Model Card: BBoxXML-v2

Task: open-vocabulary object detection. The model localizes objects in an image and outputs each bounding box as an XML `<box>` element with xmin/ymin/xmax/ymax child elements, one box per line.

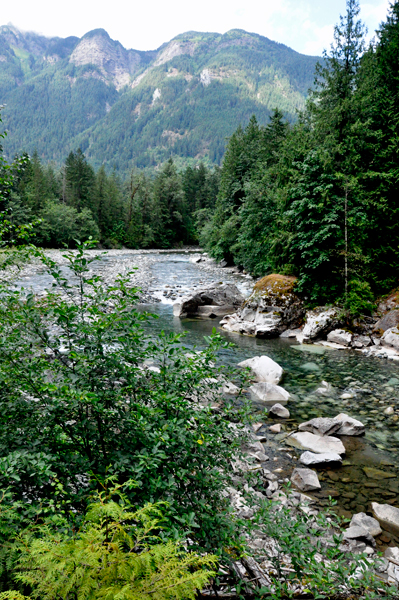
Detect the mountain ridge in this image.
<box><xmin>0</xmin><ymin>25</ymin><xmax>320</xmax><ymax>171</ymax></box>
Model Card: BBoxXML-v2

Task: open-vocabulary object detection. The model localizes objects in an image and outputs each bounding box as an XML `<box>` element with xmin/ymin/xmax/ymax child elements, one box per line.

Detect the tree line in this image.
<box><xmin>200</xmin><ymin>0</ymin><xmax>399</xmax><ymax>313</ymax></box>
<box><xmin>0</xmin><ymin>147</ymin><xmax>219</xmax><ymax>249</ymax></box>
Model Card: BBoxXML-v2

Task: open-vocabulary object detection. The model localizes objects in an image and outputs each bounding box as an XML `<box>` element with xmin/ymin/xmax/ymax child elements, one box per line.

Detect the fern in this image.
<box><xmin>6</xmin><ymin>482</ymin><xmax>217</xmax><ymax>600</ymax></box>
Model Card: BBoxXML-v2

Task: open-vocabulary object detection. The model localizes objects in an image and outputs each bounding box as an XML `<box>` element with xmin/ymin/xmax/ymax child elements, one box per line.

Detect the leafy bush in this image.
<box><xmin>0</xmin><ymin>242</ymin><xmax>249</xmax><ymax>553</ymax></box>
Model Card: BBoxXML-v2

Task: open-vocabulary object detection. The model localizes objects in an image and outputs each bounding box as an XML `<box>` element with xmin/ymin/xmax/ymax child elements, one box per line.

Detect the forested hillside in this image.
<box><xmin>200</xmin><ymin>0</ymin><xmax>399</xmax><ymax>313</ymax></box>
<box><xmin>0</xmin><ymin>25</ymin><xmax>318</xmax><ymax>170</ymax></box>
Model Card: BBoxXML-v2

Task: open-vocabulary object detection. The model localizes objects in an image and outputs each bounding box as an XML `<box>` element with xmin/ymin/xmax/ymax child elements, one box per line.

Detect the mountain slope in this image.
<box><xmin>0</xmin><ymin>25</ymin><xmax>319</xmax><ymax>170</ymax></box>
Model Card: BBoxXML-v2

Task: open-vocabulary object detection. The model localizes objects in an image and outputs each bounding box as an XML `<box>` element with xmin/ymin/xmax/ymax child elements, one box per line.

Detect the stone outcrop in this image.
<box><xmin>297</xmin><ymin>307</ymin><xmax>341</xmax><ymax>343</ymax></box>
<box><xmin>381</xmin><ymin>326</ymin><xmax>399</xmax><ymax>350</ymax></box>
<box><xmin>374</xmin><ymin>310</ymin><xmax>399</xmax><ymax>333</ymax></box>
<box><xmin>238</xmin><ymin>355</ymin><xmax>283</xmax><ymax>385</ymax></box>
<box><xmin>173</xmin><ymin>283</ymin><xmax>243</xmax><ymax>318</ymax></box>
<box><xmin>249</xmin><ymin>382</ymin><xmax>290</xmax><ymax>405</ymax></box>
<box><xmin>220</xmin><ymin>274</ymin><xmax>304</xmax><ymax>338</ymax></box>
<box><xmin>327</xmin><ymin>329</ymin><xmax>352</xmax><ymax>346</ymax></box>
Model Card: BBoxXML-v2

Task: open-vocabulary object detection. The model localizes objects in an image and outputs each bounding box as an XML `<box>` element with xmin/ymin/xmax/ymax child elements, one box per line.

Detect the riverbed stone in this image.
<box><xmin>286</xmin><ymin>431</ymin><xmax>346</xmax><ymax>455</ymax></box>
<box><xmin>298</xmin><ymin>417</ymin><xmax>341</xmax><ymax>436</ymax></box>
<box><xmin>327</xmin><ymin>329</ymin><xmax>353</xmax><ymax>346</ymax></box>
<box><xmin>343</xmin><ymin>526</ymin><xmax>376</xmax><ymax>547</ymax></box>
<box><xmin>315</xmin><ymin>380</ymin><xmax>334</xmax><ymax>395</ymax></box>
<box><xmin>371</xmin><ymin>502</ymin><xmax>399</xmax><ymax>536</ymax></box>
<box><xmin>269</xmin><ymin>424</ymin><xmax>281</xmax><ymax>433</ymax></box>
<box><xmin>385</xmin><ymin>547</ymin><xmax>399</xmax><ymax>564</ymax></box>
<box><xmin>269</xmin><ymin>403</ymin><xmax>290</xmax><ymax>418</ymax></box>
<box><xmin>300</xmin><ymin>451</ymin><xmax>342</xmax><ymax>467</ymax></box>
<box><xmin>249</xmin><ymin>382</ymin><xmax>290</xmax><ymax>405</ymax></box>
<box><xmin>350</xmin><ymin>513</ymin><xmax>382</xmax><ymax>537</ymax></box>
<box><xmin>173</xmin><ymin>283</ymin><xmax>244</xmax><ymax>318</ymax></box>
<box><xmin>238</xmin><ymin>355</ymin><xmax>283</xmax><ymax>385</ymax></box>
<box><xmin>291</xmin><ymin>467</ymin><xmax>321</xmax><ymax>491</ymax></box>
<box><xmin>333</xmin><ymin>413</ymin><xmax>365</xmax><ymax>436</ymax></box>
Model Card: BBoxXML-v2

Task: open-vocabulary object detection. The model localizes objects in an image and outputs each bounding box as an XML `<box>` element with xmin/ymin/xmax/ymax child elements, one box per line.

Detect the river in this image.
<box><xmin>10</xmin><ymin>249</ymin><xmax>399</xmax><ymax>537</ymax></box>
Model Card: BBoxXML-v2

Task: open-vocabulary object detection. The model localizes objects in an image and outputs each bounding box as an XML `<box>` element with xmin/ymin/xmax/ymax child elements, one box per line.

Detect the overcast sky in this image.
<box><xmin>2</xmin><ymin>0</ymin><xmax>391</xmax><ymax>56</ymax></box>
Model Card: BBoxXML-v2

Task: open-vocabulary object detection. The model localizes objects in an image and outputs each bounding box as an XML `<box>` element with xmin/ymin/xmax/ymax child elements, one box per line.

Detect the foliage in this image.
<box><xmin>0</xmin><ymin>241</ymin><xmax>249</xmax><ymax>553</ymax></box>
<box><xmin>3</xmin><ymin>480</ymin><xmax>217</xmax><ymax>600</ymax></box>
<box><xmin>201</xmin><ymin>0</ymin><xmax>399</xmax><ymax>311</ymax></box>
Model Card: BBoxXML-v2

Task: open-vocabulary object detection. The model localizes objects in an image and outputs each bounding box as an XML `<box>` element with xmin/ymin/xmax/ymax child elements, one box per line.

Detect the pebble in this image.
<box><xmin>384</xmin><ymin>406</ymin><xmax>395</xmax><ymax>415</ymax></box>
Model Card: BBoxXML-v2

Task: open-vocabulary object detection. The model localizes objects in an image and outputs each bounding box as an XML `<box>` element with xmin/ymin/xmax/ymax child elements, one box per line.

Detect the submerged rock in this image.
<box><xmin>238</xmin><ymin>355</ymin><xmax>283</xmax><ymax>385</ymax></box>
<box><xmin>173</xmin><ymin>283</ymin><xmax>243</xmax><ymax>318</ymax></box>
<box><xmin>249</xmin><ymin>382</ymin><xmax>290</xmax><ymax>405</ymax></box>
<box><xmin>220</xmin><ymin>274</ymin><xmax>304</xmax><ymax>338</ymax></box>
<box><xmin>269</xmin><ymin>403</ymin><xmax>290</xmax><ymax>418</ymax></box>
<box><xmin>291</xmin><ymin>467</ymin><xmax>321</xmax><ymax>491</ymax></box>
<box><xmin>286</xmin><ymin>431</ymin><xmax>346</xmax><ymax>455</ymax></box>
<box><xmin>350</xmin><ymin>513</ymin><xmax>382</xmax><ymax>537</ymax></box>
<box><xmin>371</xmin><ymin>503</ymin><xmax>399</xmax><ymax>537</ymax></box>
<box><xmin>299</xmin><ymin>451</ymin><xmax>342</xmax><ymax>467</ymax></box>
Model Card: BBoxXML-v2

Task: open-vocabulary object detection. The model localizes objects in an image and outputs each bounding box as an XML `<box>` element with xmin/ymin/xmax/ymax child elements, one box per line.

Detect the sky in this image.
<box><xmin>2</xmin><ymin>0</ymin><xmax>391</xmax><ymax>56</ymax></box>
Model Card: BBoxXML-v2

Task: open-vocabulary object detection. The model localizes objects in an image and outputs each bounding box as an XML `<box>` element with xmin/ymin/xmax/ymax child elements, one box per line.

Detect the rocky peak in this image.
<box><xmin>0</xmin><ymin>24</ymin><xmax>54</xmax><ymax>57</ymax></box>
<box><xmin>69</xmin><ymin>29</ymin><xmax>143</xmax><ymax>90</ymax></box>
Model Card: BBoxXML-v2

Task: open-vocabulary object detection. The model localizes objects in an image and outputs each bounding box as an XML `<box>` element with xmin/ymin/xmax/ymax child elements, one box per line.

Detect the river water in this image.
<box><xmin>11</xmin><ymin>249</ymin><xmax>399</xmax><ymax>529</ymax></box>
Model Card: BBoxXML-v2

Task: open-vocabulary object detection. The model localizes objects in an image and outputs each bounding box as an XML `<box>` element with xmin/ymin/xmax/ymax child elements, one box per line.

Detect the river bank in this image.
<box><xmin>6</xmin><ymin>248</ymin><xmax>399</xmax><ymax>570</ymax></box>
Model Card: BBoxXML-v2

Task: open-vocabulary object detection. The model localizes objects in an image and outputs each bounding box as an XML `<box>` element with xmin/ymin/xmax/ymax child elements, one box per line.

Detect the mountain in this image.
<box><xmin>0</xmin><ymin>25</ymin><xmax>319</xmax><ymax>171</ymax></box>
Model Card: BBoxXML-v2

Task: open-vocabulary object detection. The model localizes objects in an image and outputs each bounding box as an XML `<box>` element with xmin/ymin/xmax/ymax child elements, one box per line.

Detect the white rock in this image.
<box><xmin>286</xmin><ymin>431</ymin><xmax>346</xmax><ymax>455</ymax></box>
<box><xmin>299</xmin><ymin>451</ymin><xmax>342</xmax><ymax>467</ymax></box>
<box><xmin>223</xmin><ymin>381</ymin><xmax>240</xmax><ymax>395</ymax></box>
<box><xmin>269</xmin><ymin>424</ymin><xmax>281</xmax><ymax>433</ymax></box>
<box><xmin>350</xmin><ymin>513</ymin><xmax>382</xmax><ymax>537</ymax></box>
<box><xmin>343</xmin><ymin>526</ymin><xmax>376</xmax><ymax>547</ymax></box>
<box><xmin>302</xmin><ymin>307</ymin><xmax>339</xmax><ymax>341</ymax></box>
<box><xmin>381</xmin><ymin>327</ymin><xmax>399</xmax><ymax>350</ymax></box>
<box><xmin>333</xmin><ymin>413</ymin><xmax>365</xmax><ymax>436</ymax></box>
<box><xmin>371</xmin><ymin>502</ymin><xmax>399</xmax><ymax>537</ymax></box>
<box><xmin>385</xmin><ymin>547</ymin><xmax>399</xmax><ymax>565</ymax></box>
<box><xmin>269</xmin><ymin>403</ymin><xmax>290</xmax><ymax>418</ymax></box>
<box><xmin>384</xmin><ymin>406</ymin><xmax>395</xmax><ymax>415</ymax></box>
<box><xmin>249</xmin><ymin>382</ymin><xmax>290</xmax><ymax>405</ymax></box>
<box><xmin>238</xmin><ymin>355</ymin><xmax>283</xmax><ymax>385</ymax></box>
<box><xmin>291</xmin><ymin>468</ymin><xmax>321</xmax><ymax>491</ymax></box>
<box><xmin>327</xmin><ymin>329</ymin><xmax>353</xmax><ymax>346</ymax></box>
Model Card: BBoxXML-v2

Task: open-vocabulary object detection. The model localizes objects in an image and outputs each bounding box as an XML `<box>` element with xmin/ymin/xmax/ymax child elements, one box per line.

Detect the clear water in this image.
<box><xmin>13</xmin><ymin>250</ymin><xmax>399</xmax><ymax>519</ymax></box>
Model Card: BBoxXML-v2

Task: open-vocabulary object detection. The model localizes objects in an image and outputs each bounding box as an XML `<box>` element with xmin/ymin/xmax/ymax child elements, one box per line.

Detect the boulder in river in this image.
<box><xmin>350</xmin><ymin>513</ymin><xmax>382</xmax><ymax>537</ymax></box>
<box><xmin>269</xmin><ymin>403</ymin><xmax>290</xmax><ymax>418</ymax></box>
<box><xmin>381</xmin><ymin>326</ymin><xmax>399</xmax><ymax>350</ymax></box>
<box><xmin>299</xmin><ymin>451</ymin><xmax>342</xmax><ymax>467</ymax></box>
<box><xmin>327</xmin><ymin>329</ymin><xmax>353</xmax><ymax>346</ymax></box>
<box><xmin>297</xmin><ymin>307</ymin><xmax>341</xmax><ymax>343</ymax></box>
<box><xmin>371</xmin><ymin>502</ymin><xmax>399</xmax><ymax>537</ymax></box>
<box><xmin>249</xmin><ymin>382</ymin><xmax>290</xmax><ymax>405</ymax></box>
<box><xmin>220</xmin><ymin>274</ymin><xmax>304</xmax><ymax>338</ymax></box>
<box><xmin>298</xmin><ymin>413</ymin><xmax>365</xmax><ymax>437</ymax></box>
<box><xmin>286</xmin><ymin>431</ymin><xmax>346</xmax><ymax>455</ymax></box>
<box><xmin>238</xmin><ymin>355</ymin><xmax>283</xmax><ymax>385</ymax></box>
<box><xmin>173</xmin><ymin>283</ymin><xmax>244</xmax><ymax>318</ymax></box>
<box><xmin>291</xmin><ymin>467</ymin><xmax>321</xmax><ymax>492</ymax></box>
